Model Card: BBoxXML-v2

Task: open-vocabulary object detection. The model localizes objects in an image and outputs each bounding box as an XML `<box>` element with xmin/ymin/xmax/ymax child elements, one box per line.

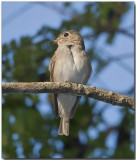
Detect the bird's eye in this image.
<box><xmin>64</xmin><ymin>33</ymin><xmax>69</xmax><ymax>37</ymax></box>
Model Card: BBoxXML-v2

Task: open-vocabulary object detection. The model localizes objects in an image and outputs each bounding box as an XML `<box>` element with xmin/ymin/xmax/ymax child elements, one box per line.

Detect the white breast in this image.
<box><xmin>54</xmin><ymin>46</ymin><xmax>91</xmax><ymax>84</ymax></box>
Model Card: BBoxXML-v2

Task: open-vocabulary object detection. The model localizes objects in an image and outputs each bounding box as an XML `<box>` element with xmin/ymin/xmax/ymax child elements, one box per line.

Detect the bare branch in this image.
<box><xmin>117</xmin><ymin>29</ymin><xmax>134</xmax><ymax>38</ymax></box>
<box><xmin>2</xmin><ymin>82</ymin><xmax>134</xmax><ymax>111</ymax></box>
<box><xmin>36</xmin><ymin>2</ymin><xmax>74</xmax><ymax>19</ymax></box>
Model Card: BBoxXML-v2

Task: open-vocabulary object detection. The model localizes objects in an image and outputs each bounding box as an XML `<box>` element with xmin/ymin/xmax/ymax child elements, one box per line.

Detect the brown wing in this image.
<box><xmin>70</xmin><ymin>96</ymin><xmax>81</xmax><ymax>119</ymax></box>
<box><xmin>49</xmin><ymin>54</ymin><xmax>59</xmax><ymax>118</ymax></box>
<box><xmin>50</xmin><ymin>93</ymin><xmax>58</xmax><ymax>118</ymax></box>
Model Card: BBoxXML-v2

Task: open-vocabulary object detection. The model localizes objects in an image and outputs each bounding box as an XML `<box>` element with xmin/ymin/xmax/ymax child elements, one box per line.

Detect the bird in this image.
<box><xmin>49</xmin><ymin>30</ymin><xmax>92</xmax><ymax>136</ymax></box>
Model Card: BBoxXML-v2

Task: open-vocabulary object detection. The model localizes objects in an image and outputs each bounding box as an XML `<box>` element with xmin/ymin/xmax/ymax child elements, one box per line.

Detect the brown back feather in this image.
<box><xmin>49</xmin><ymin>54</ymin><xmax>59</xmax><ymax>118</ymax></box>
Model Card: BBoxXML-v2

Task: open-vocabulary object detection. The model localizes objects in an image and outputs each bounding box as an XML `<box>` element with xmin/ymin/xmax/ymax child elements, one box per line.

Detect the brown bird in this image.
<box><xmin>49</xmin><ymin>30</ymin><xmax>92</xmax><ymax>136</ymax></box>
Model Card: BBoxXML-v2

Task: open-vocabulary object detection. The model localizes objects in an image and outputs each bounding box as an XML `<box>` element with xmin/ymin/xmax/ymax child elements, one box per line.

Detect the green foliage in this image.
<box><xmin>2</xmin><ymin>2</ymin><xmax>134</xmax><ymax>158</ymax></box>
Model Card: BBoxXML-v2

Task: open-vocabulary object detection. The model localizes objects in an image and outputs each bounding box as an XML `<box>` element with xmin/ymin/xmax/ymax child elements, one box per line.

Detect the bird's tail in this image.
<box><xmin>58</xmin><ymin>117</ymin><xmax>70</xmax><ymax>136</ymax></box>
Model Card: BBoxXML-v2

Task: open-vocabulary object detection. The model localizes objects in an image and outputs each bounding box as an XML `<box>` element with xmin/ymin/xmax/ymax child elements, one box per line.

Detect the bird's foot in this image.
<box><xmin>65</xmin><ymin>80</ymin><xmax>84</xmax><ymax>86</ymax></box>
<box><xmin>65</xmin><ymin>80</ymin><xmax>77</xmax><ymax>84</ymax></box>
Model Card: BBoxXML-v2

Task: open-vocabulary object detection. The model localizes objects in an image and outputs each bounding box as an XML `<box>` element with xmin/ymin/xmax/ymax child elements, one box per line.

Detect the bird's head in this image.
<box><xmin>50</xmin><ymin>30</ymin><xmax>85</xmax><ymax>49</ymax></box>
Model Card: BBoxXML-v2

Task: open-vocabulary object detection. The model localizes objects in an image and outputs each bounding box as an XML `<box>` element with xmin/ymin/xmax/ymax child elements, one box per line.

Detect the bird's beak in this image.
<box><xmin>49</xmin><ymin>39</ymin><xmax>58</xmax><ymax>44</ymax></box>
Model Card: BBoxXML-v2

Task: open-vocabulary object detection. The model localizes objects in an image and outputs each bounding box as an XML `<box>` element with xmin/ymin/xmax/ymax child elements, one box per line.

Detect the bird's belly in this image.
<box><xmin>58</xmin><ymin>94</ymin><xmax>77</xmax><ymax>118</ymax></box>
<box><xmin>56</xmin><ymin>61</ymin><xmax>84</xmax><ymax>83</ymax></box>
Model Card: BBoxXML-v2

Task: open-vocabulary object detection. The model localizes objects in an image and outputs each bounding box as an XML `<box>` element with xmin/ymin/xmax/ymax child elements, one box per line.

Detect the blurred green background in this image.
<box><xmin>2</xmin><ymin>2</ymin><xmax>134</xmax><ymax>158</ymax></box>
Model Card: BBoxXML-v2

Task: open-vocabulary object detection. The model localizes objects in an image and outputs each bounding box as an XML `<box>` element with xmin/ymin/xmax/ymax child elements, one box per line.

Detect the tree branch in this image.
<box><xmin>2</xmin><ymin>82</ymin><xmax>134</xmax><ymax>111</ymax></box>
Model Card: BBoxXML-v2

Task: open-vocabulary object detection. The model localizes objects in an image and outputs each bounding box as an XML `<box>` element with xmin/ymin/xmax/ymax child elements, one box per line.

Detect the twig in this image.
<box><xmin>117</xmin><ymin>29</ymin><xmax>134</xmax><ymax>38</ymax></box>
<box><xmin>2</xmin><ymin>82</ymin><xmax>134</xmax><ymax>111</ymax></box>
